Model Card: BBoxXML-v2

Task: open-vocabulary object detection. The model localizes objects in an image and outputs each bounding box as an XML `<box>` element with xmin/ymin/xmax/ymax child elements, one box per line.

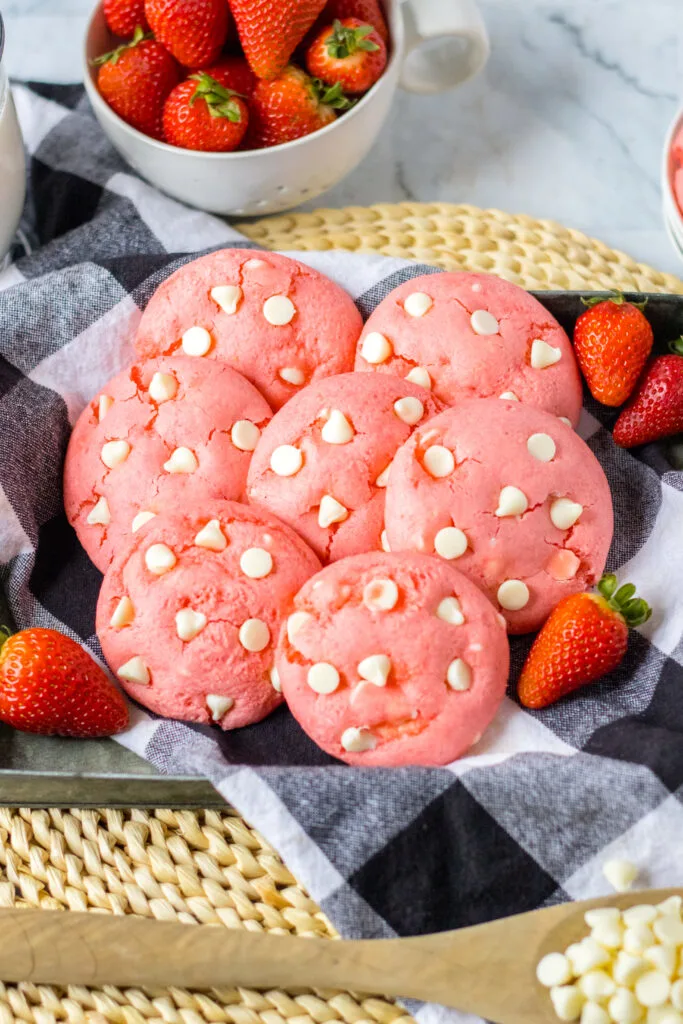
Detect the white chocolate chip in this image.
<box><xmin>132</xmin><ymin>510</ymin><xmax>156</xmax><ymax>533</ymax></box>
<box><xmin>579</xmin><ymin>1003</ymin><xmax>610</xmax><ymax>1024</ymax></box>
<box><xmin>87</xmin><ymin>496</ymin><xmax>111</xmax><ymax>526</ymax></box>
<box><xmin>321</xmin><ymin>409</ymin><xmax>354</xmax><ymax>445</ymax></box>
<box><xmin>117</xmin><ymin>656</ymin><xmax>150</xmax><ymax>686</ymax></box>
<box><xmin>341</xmin><ymin>727</ymin><xmax>376</xmax><ymax>753</ymax></box>
<box><xmin>244</xmin><ymin>258</ymin><xmax>266</xmax><ymax>270</ymax></box>
<box><xmin>434</xmin><ymin>526</ymin><xmax>467</xmax><ymax>560</ymax></box>
<box><xmin>363</xmin><ymin>578</ymin><xmax>399</xmax><ymax>612</ymax></box>
<box><xmin>380</xmin><ymin>529</ymin><xmax>391</xmax><ymax>552</ymax></box>
<box><xmin>497</xmin><ymin>579</ymin><xmax>529</xmax><ymax>611</ymax></box>
<box><xmin>590</xmin><ymin>921</ymin><xmax>624</xmax><ymax>950</ymax></box>
<box><xmin>499</xmin><ymin>391</ymin><xmax>519</xmax><ymax>401</ymax></box>
<box><xmin>287</xmin><ymin>611</ymin><xmax>312</xmax><ymax>643</ymax></box>
<box><xmin>148</xmin><ymin>371</ymin><xmax>178</xmax><ymax>403</ymax></box>
<box><xmin>634</xmin><ymin>971</ymin><xmax>671</xmax><ymax>1008</ymax></box>
<box><xmin>361</xmin><ymin>332</ymin><xmax>392</xmax><ymax>364</ymax></box>
<box><xmin>175</xmin><ymin>608</ymin><xmax>207</xmax><ymax>641</ymax></box>
<box><xmin>551</xmin><ymin>497</ymin><xmax>584</xmax><ymax>530</ymax></box>
<box><xmin>607</xmin><ymin>988</ymin><xmax>642</xmax><ymax>1024</ymax></box>
<box><xmin>101</xmin><ymin>439</ymin><xmax>130</xmax><ymax>469</ymax></box>
<box><xmin>569</xmin><ymin>940</ymin><xmax>611</xmax><ymax>974</ymax></box>
<box><xmin>318</xmin><ymin>494</ymin><xmax>348</xmax><ymax>529</ymax></box>
<box><xmin>357</xmin><ymin>654</ymin><xmax>391</xmax><ymax>687</ymax></box>
<box><xmin>654</xmin><ymin>916</ymin><xmax>683</xmax><ymax>946</ymax></box>
<box><xmin>269</xmin><ymin>666</ymin><xmax>282</xmax><ymax>693</ymax></box>
<box><xmin>238</xmin><ymin>618</ymin><xmax>270</xmax><ymax>652</ymax></box>
<box><xmin>550</xmin><ymin>985</ymin><xmax>585</xmax><ymax>1022</ymax></box>
<box><xmin>446</xmin><ymin>658</ymin><xmax>471</xmax><ymax>691</ymax></box>
<box><xmin>393</xmin><ymin>396</ymin><xmax>424</xmax><ymax>425</ymax></box>
<box><xmin>279</xmin><ymin>366</ymin><xmax>305</xmax><ymax>386</ymax></box>
<box><xmin>584</xmin><ymin>907</ymin><xmax>622</xmax><ymax>928</ymax></box>
<box><xmin>270</xmin><ymin>444</ymin><xmax>303</xmax><ymax>477</ymax></box>
<box><xmin>181</xmin><ymin>325</ymin><xmax>212</xmax><ymax>356</ymax></box>
<box><xmin>559</xmin><ymin>416</ymin><xmax>573</xmax><ymax>427</ymax></box>
<box><xmin>210</xmin><ymin>284</ymin><xmax>242</xmax><ymax>314</ymax></box>
<box><xmin>163</xmin><ymin>446</ymin><xmax>198</xmax><ymax>474</ymax></box>
<box><xmin>644</xmin><ymin>945</ymin><xmax>677</xmax><ymax>976</ymax></box>
<box><xmin>424</xmin><ymin>445</ymin><xmax>455</xmax><ymax>478</ymax></box>
<box><xmin>672</xmin><ymin>980</ymin><xmax>683</xmax><ymax>1011</ymax></box>
<box><xmin>623</xmin><ymin>924</ymin><xmax>655</xmax><ymax>955</ymax></box>
<box><xmin>658</xmin><ymin>896</ymin><xmax>682</xmax><ymax>916</ymax></box>
<box><xmin>206</xmin><ymin>694</ymin><xmax>234</xmax><ymax>721</ymax></box>
<box><xmin>405</xmin><ymin>366</ymin><xmax>431</xmax><ymax>389</ymax></box>
<box><xmin>263</xmin><ymin>295</ymin><xmax>295</xmax><ymax>326</ymax></box>
<box><xmin>307</xmin><ymin>662</ymin><xmax>340</xmax><ymax>694</ymax></box>
<box><xmin>495</xmin><ymin>485</ymin><xmax>528</xmax><ymax>517</ymax></box>
<box><xmin>603</xmin><ymin>858</ymin><xmax>638</xmax><ymax>893</ymax></box>
<box><xmin>403</xmin><ymin>291</ymin><xmax>433</xmax><ymax>317</ymax></box>
<box><xmin>578</xmin><ymin>972</ymin><xmax>615</xmax><ymax>1002</ymax></box>
<box><xmin>527</xmin><ymin>432</ymin><xmax>557</xmax><ymax>462</ymax></box>
<box><xmin>375</xmin><ymin>462</ymin><xmax>392</xmax><ymax>487</ymax></box>
<box><xmin>613</xmin><ymin>951</ymin><xmax>648</xmax><ymax>986</ymax></box>
<box><xmin>231</xmin><ymin>419</ymin><xmax>260</xmax><ymax>451</ymax></box>
<box><xmin>145</xmin><ymin>543</ymin><xmax>177</xmax><ymax>575</ymax></box>
<box><xmin>436</xmin><ymin>597</ymin><xmax>465</xmax><ymax>625</ymax></box>
<box><xmin>98</xmin><ymin>394</ymin><xmax>114</xmax><ymax>421</ymax></box>
<box><xmin>531</xmin><ymin>338</ymin><xmax>562</xmax><ymax>369</ymax></box>
<box><xmin>623</xmin><ymin>905</ymin><xmax>657</xmax><ymax>927</ymax></box>
<box><xmin>470</xmin><ymin>309</ymin><xmax>499</xmax><ymax>335</ymax></box>
<box><xmin>194</xmin><ymin>518</ymin><xmax>227</xmax><ymax>551</ymax></box>
<box><xmin>240</xmin><ymin>547</ymin><xmax>273</xmax><ymax>579</ymax></box>
<box><xmin>537</xmin><ymin>953</ymin><xmax>573</xmax><ymax>988</ymax></box>
<box><xmin>110</xmin><ymin>596</ymin><xmax>134</xmax><ymax>629</ymax></box>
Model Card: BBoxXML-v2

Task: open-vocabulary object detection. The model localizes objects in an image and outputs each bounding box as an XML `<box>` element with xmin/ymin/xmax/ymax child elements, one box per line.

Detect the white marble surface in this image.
<box><xmin>2</xmin><ymin>0</ymin><xmax>682</xmax><ymax>275</ymax></box>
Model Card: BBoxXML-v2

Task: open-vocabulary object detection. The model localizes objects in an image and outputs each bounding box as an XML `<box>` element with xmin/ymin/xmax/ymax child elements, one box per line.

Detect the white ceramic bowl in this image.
<box><xmin>82</xmin><ymin>0</ymin><xmax>489</xmax><ymax>217</ymax></box>
<box><xmin>662</xmin><ymin>106</ymin><xmax>683</xmax><ymax>263</ymax></box>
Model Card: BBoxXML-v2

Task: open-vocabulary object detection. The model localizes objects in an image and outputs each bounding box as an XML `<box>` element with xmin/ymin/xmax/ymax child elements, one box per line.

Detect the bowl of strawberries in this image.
<box><xmin>83</xmin><ymin>0</ymin><xmax>489</xmax><ymax>216</ymax></box>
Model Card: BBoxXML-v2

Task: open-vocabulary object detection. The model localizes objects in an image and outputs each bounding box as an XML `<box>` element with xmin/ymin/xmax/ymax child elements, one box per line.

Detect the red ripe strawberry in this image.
<box><xmin>518</xmin><ymin>575</ymin><xmax>651</xmax><ymax>710</ymax></box>
<box><xmin>323</xmin><ymin>0</ymin><xmax>388</xmax><ymax>44</ymax></box>
<box><xmin>573</xmin><ymin>292</ymin><xmax>654</xmax><ymax>407</ymax></box>
<box><xmin>0</xmin><ymin>627</ymin><xmax>129</xmax><ymax>737</ymax></box>
<box><xmin>199</xmin><ymin>56</ymin><xmax>256</xmax><ymax>97</ymax></box>
<box><xmin>307</xmin><ymin>18</ymin><xmax>386</xmax><ymax>94</ymax></box>
<box><xmin>230</xmin><ymin>0</ymin><xmax>328</xmax><ymax>80</ymax></box>
<box><xmin>163</xmin><ymin>72</ymin><xmax>249</xmax><ymax>151</ymax></box>
<box><xmin>145</xmin><ymin>0</ymin><xmax>231</xmax><ymax>68</ymax></box>
<box><xmin>613</xmin><ymin>341</ymin><xmax>683</xmax><ymax>447</ymax></box>
<box><xmin>245</xmin><ymin>65</ymin><xmax>349</xmax><ymax>149</ymax></box>
<box><xmin>103</xmin><ymin>0</ymin><xmax>149</xmax><ymax>37</ymax></box>
<box><xmin>94</xmin><ymin>26</ymin><xmax>180</xmax><ymax>140</ymax></box>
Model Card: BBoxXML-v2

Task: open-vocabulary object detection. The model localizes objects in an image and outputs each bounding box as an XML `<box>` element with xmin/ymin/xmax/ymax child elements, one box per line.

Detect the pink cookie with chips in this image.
<box><xmin>97</xmin><ymin>501</ymin><xmax>321</xmax><ymax>730</ymax></box>
<box><xmin>276</xmin><ymin>551</ymin><xmax>510</xmax><ymax>766</ymax></box>
<box><xmin>246</xmin><ymin>372</ymin><xmax>443</xmax><ymax>563</ymax></box>
<box><xmin>135</xmin><ymin>249</ymin><xmax>363</xmax><ymax>410</ymax></box>
<box><xmin>384</xmin><ymin>398</ymin><xmax>613</xmax><ymax>633</ymax></box>
<box><xmin>64</xmin><ymin>357</ymin><xmax>272</xmax><ymax>572</ymax></box>
<box><xmin>355</xmin><ymin>271</ymin><xmax>583</xmax><ymax>425</ymax></box>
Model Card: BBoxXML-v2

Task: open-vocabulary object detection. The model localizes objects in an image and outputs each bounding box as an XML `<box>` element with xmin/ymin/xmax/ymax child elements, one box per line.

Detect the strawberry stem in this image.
<box><xmin>0</xmin><ymin>626</ymin><xmax>11</xmax><ymax>655</ymax></box>
<box><xmin>597</xmin><ymin>573</ymin><xmax>651</xmax><ymax>627</ymax></box>
<box><xmin>580</xmin><ymin>290</ymin><xmax>648</xmax><ymax>312</ymax></box>
<box><xmin>188</xmin><ymin>74</ymin><xmax>244</xmax><ymax>122</ymax></box>
<box><xmin>325</xmin><ymin>19</ymin><xmax>380</xmax><ymax>59</ymax></box>
<box><xmin>312</xmin><ymin>78</ymin><xmax>354</xmax><ymax>110</ymax></box>
<box><xmin>92</xmin><ymin>24</ymin><xmax>150</xmax><ymax>66</ymax></box>
<box><xmin>669</xmin><ymin>336</ymin><xmax>683</xmax><ymax>356</ymax></box>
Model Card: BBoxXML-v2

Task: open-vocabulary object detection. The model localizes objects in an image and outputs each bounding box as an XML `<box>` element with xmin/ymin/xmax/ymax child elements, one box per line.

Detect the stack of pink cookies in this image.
<box><xmin>64</xmin><ymin>249</ymin><xmax>613</xmax><ymax>767</ymax></box>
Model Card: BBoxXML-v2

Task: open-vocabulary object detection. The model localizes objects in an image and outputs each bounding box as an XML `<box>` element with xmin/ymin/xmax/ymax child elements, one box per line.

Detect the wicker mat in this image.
<box><xmin>2</xmin><ymin>202</ymin><xmax>682</xmax><ymax>1024</ymax></box>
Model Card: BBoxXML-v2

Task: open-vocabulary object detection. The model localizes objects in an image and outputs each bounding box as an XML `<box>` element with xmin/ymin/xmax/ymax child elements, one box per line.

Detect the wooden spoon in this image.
<box><xmin>0</xmin><ymin>889</ymin><xmax>679</xmax><ymax>1023</ymax></box>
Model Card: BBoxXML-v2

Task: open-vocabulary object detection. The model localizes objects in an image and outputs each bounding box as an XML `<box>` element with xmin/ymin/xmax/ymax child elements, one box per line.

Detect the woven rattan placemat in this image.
<box><xmin>2</xmin><ymin>202</ymin><xmax>682</xmax><ymax>1024</ymax></box>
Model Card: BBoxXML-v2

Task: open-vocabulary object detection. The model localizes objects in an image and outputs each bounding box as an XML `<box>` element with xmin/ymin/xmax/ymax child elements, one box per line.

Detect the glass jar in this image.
<box><xmin>0</xmin><ymin>12</ymin><xmax>26</xmax><ymax>267</ymax></box>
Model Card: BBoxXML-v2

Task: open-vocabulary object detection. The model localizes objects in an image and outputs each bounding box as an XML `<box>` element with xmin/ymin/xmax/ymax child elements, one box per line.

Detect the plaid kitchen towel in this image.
<box><xmin>3</xmin><ymin>81</ymin><xmax>683</xmax><ymax>1024</ymax></box>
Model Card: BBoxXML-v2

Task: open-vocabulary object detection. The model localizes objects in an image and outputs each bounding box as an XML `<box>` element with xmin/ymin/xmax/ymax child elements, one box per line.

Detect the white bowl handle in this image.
<box><xmin>399</xmin><ymin>0</ymin><xmax>490</xmax><ymax>95</ymax></box>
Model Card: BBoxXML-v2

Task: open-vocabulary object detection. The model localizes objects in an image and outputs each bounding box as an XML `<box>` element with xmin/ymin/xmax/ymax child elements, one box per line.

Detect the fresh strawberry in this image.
<box><xmin>322</xmin><ymin>0</ymin><xmax>388</xmax><ymax>44</ymax></box>
<box><xmin>198</xmin><ymin>56</ymin><xmax>256</xmax><ymax>97</ymax></box>
<box><xmin>245</xmin><ymin>65</ymin><xmax>348</xmax><ymax>149</ymax></box>
<box><xmin>230</xmin><ymin>0</ymin><xmax>327</xmax><ymax>80</ymax></box>
<box><xmin>94</xmin><ymin>26</ymin><xmax>180</xmax><ymax>139</ymax></box>
<box><xmin>0</xmin><ymin>627</ymin><xmax>129</xmax><ymax>737</ymax></box>
<box><xmin>144</xmin><ymin>0</ymin><xmax>231</xmax><ymax>68</ymax></box>
<box><xmin>163</xmin><ymin>72</ymin><xmax>249</xmax><ymax>151</ymax></box>
<box><xmin>306</xmin><ymin>17</ymin><xmax>386</xmax><ymax>94</ymax></box>
<box><xmin>103</xmin><ymin>0</ymin><xmax>149</xmax><ymax>37</ymax></box>
<box><xmin>573</xmin><ymin>292</ymin><xmax>654</xmax><ymax>407</ymax></box>
<box><xmin>518</xmin><ymin>575</ymin><xmax>651</xmax><ymax>710</ymax></box>
<box><xmin>613</xmin><ymin>340</ymin><xmax>683</xmax><ymax>447</ymax></box>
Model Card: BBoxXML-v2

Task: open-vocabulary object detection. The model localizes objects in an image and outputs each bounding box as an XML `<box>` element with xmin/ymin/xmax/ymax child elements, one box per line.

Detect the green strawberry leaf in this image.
<box><xmin>580</xmin><ymin>290</ymin><xmax>648</xmax><ymax>312</ymax></box>
<box><xmin>326</xmin><ymin>19</ymin><xmax>379</xmax><ymax>59</ymax></box>
<box><xmin>92</xmin><ymin>24</ymin><xmax>150</xmax><ymax>66</ymax></box>
<box><xmin>669</xmin><ymin>336</ymin><xmax>683</xmax><ymax>356</ymax></box>
<box><xmin>189</xmin><ymin>74</ymin><xmax>245</xmax><ymax>122</ymax></box>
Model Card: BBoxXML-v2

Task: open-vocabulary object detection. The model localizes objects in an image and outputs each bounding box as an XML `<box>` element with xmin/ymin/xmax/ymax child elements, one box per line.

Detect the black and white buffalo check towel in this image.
<box><xmin>3</xmin><ymin>81</ymin><xmax>683</xmax><ymax>1024</ymax></box>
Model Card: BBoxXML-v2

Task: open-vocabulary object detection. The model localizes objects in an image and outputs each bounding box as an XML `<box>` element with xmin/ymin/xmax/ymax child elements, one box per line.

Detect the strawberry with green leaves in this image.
<box><xmin>322</xmin><ymin>0</ymin><xmax>388</xmax><ymax>43</ymax></box>
<box><xmin>306</xmin><ymin>17</ymin><xmax>386</xmax><ymax>94</ymax></box>
<box><xmin>573</xmin><ymin>292</ymin><xmax>654</xmax><ymax>407</ymax></box>
<box><xmin>613</xmin><ymin>338</ymin><xmax>683</xmax><ymax>447</ymax></box>
<box><xmin>163</xmin><ymin>71</ymin><xmax>249</xmax><ymax>151</ymax></box>
<box><xmin>246</xmin><ymin>65</ymin><xmax>350</xmax><ymax>149</ymax></box>
<box><xmin>518</xmin><ymin>575</ymin><xmax>651</xmax><ymax>710</ymax></box>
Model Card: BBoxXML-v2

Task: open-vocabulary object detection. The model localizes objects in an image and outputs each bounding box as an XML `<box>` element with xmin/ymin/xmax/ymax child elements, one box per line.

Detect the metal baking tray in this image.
<box><xmin>1</xmin><ymin>290</ymin><xmax>682</xmax><ymax>809</ymax></box>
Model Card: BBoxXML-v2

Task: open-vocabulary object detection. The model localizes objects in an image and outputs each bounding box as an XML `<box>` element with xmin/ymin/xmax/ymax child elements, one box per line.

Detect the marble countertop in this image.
<box><xmin>3</xmin><ymin>0</ymin><xmax>682</xmax><ymax>276</ymax></box>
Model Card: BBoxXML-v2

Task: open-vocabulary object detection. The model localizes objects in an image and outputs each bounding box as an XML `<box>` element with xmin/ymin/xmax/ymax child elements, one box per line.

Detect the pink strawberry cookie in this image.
<box><xmin>135</xmin><ymin>249</ymin><xmax>363</xmax><ymax>410</ymax></box>
<box><xmin>385</xmin><ymin>398</ymin><xmax>613</xmax><ymax>634</ymax></box>
<box><xmin>246</xmin><ymin>372</ymin><xmax>443</xmax><ymax>563</ymax></box>
<box><xmin>276</xmin><ymin>552</ymin><xmax>510</xmax><ymax>766</ymax></box>
<box><xmin>64</xmin><ymin>357</ymin><xmax>272</xmax><ymax>572</ymax></box>
<box><xmin>97</xmin><ymin>501</ymin><xmax>320</xmax><ymax>730</ymax></box>
<box><xmin>355</xmin><ymin>271</ymin><xmax>582</xmax><ymax>425</ymax></box>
